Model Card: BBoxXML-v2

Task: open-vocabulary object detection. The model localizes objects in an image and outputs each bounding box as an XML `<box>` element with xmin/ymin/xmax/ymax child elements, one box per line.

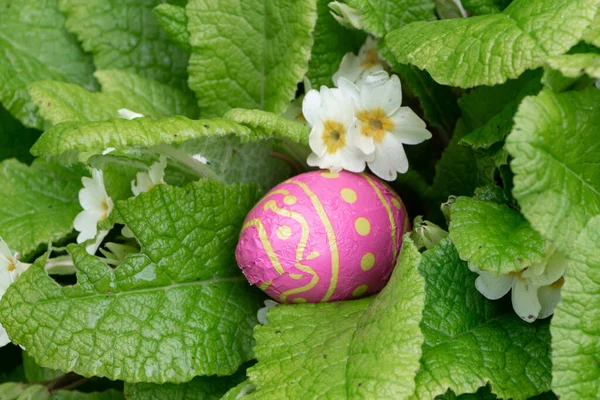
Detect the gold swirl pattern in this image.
<box><xmin>262</xmin><ymin>199</ymin><xmax>320</xmax><ymax>303</ymax></box>
<box><xmin>288</xmin><ymin>179</ymin><xmax>340</xmax><ymax>302</ymax></box>
<box><xmin>242</xmin><ymin>218</ymin><xmax>285</xmax><ymax>275</ymax></box>
<box><xmin>362</xmin><ymin>174</ymin><xmax>398</xmax><ymax>260</ymax></box>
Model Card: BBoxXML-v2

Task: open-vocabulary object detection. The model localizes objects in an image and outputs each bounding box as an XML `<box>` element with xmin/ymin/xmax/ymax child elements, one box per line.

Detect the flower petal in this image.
<box><xmin>511</xmin><ymin>278</ymin><xmax>541</xmax><ymax>323</ymax></box>
<box><xmin>367</xmin><ymin>134</ymin><xmax>408</xmax><ymax>181</ymax></box>
<box><xmin>73</xmin><ymin>210</ymin><xmax>101</xmax><ymax>243</ymax></box>
<box><xmin>390</xmin><ymin>108</ymin><xmax>432</xmax><ymax>145</ymax></box>
<box><xmin>348</xmin><ymin>122</ymin><xmax>375</xmax><ymax>155</ymax></box>
<box><xmin>302</xmin><ymin>89</ymin><xmax>322</xmax><ymax>126</ymax></box>
<box><xmin>337</xmin><ymin>77</ymin><xmax>360</xmax><ymax>108</ymax></box>
<box><xmin>340</xmin><ymin>146</ymin><xmax>367</xmax><ymax>173</ymax></box>
<box><xmin>333</xmin><ymin>53</ymin><xmax>362</xmax><ymax>86</ymax></box>
<box><xmin>360</xmin><ymin>73</ymin><xmax>402</xmax><ymax>114</ymax></box>
<box><xmin>308</xmin><ymin>122</ymin><xmax>327</xmax><ymax>157</ymax></box>
<box><xmin>474</xmin><ymin>271</ymin><xmax>513</xmax><ymax>300</ymax></box>
<box><xmin>529</xmin><ymin>251</ymin><xmax>568</xmax><ymax>286</ymax></box>
<box><xmin>307</xmin><ymin>152</ymin><xmax>343</xmax><ymax>172</ymax></box>
<box><xmin>537</xmin><ymin>284</ymin><xmax>562</xmax><ymax>319</ymax></box>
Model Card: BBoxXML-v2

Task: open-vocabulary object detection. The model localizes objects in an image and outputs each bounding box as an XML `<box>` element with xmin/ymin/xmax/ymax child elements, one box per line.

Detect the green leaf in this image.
<box><xmin>0</xmin><ymin>105</ymin><xmax>40</xmax><ymax>163</ymax></box>
<box><xmin>48</xmin><ymin>390</ymin><xmax>125</xmax><ymax>400</ymax></box>
<box><xmin>153</xmin><ymin>4</ymin><xmax>191</xmax><ymax>52</ymax></box>
<box><xmin>0</xmin><ymin>180</ymin><xmax>264</xmax><ymax>383</ymax></box>
<box><xmin>413</xmin><ymin>239</ymin><xmax>552</xmax><ymax>399</ymax></box>
<box><xmin>29</xmin><ymin>69</ymin><xmax>199</xmax><ymax>126</ymax></box>
<box><xmin>124</xmin><ymin>366</ymin><xmax>247</xmax><ymax>399</ymax></box>
<box><xmin>461</xmin><ymin>0</ymin><xmax>511</xmax><ymax>15</ymax></box>
<box><xmin>506</xmin><ymin>88</ymin><xmax>600</xmax><ymax>254</ymax></box>
<box><xmin>0</xmin><ymin>383</ymin><xmax>123</xmax><ymax>400</ymax></box>
<box><xmin>435</xmin><ymin>0</ymin><xmax>468</xmax><ymax>19</ymax></box>
<box><xmin>220</xmin><ymin>381</ymin><xmax>256</xmax><ymax>400</ymax></box>
<box><xmin>31</xmin><ymin>116</ymin><xmax>292</xmax><ymax>191</ymax></box>
<box><xmin>393</xmin><ymin>64</ymin><xmax>460</xmax><ymax>135</ymax></box>
<box><xmin>307</xmin><ymin>0</ymin><xmax>365</xmax><ymax>88</ymax></box>
<box><xmin>583</xmin><ymin>9</ymin><xmax>600</xmax><ymax>48</ymax></box>
<box><xmin>551</xmin><ymin>216</ymin><xmax>600</xmax><ymax>400</ymax></box>
<box><xmin>59</xmin><ymin>0</ymin><xmax>189</xmax><ymax>89</ymax></box>
<box><xmin>386</xmin><ymin>0</ymin><xmax>599</xmax><ymax>88</ymax></box>
<box><xmin>449</xmin><ymin>197</ymin><xmax>546</xmax><ymax>273</ymax></box>
<box><xmin>186</xmin><ymin>0</ymin><xmax>317</xmax><ymax>117</ymax></box>
<box><xmin>0</xmin><ymin>159</ymin><xmax>83</xmax><ymax>258</ymax></box>
<box><xmin>346</xmin><ymin>0</ymin><xmax>436</xmax><ymax>37</ymax></box>
<box><xmin>243</xmin><ymin>237</ymin><xmax>426</xmax><ymax>398</ymax></box>
<box><xmin>22</xmin><ymin>352</ymin><xmax>62</xmax><ymax>384</ymax></box>
<box><xmin>224</xmin><ymin>109</ymin><xmax>309</xmax><ymax>146</ymax></box>
<box><xmin>546</xmin><ymin>54</ymin><xmax>600</xmax><ymax>80</ymax></box>
<box><xmin>0</xmin><ymin>0</ymin><xmax>95</xmax><ymax>129</ymax></box>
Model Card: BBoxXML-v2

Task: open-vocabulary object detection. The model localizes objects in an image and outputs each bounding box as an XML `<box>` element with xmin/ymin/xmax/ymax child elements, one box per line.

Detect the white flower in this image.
<box><xmin>73</xmin><ymin>169</ymin><xmax>114</xmax><ymax>244</ymax></box>
<box><xmin>257</xmin><ymin>300</ymin><xmax>279</xmax><ymax>325</ymax></box>
<box><xmin>333</xmin><ymin>37</ymin><xmax>385</xmax><ymax>86</ymax></box>
<box><xmin>469</xmin><ymin>250</ymin><xmax>567</xmax><ymax>323</ymax></box>
<box><xmin>131</xmin><ymin>155</ymin><xmax>167</xmax><ymax>196</ymax></box>
<box><xmin>282</xmin><ymin>77</ymin><xmax>313</xmax><ymax>125</ymax></box>
<box><xmin>328</xmin><ymin>1</ymin><xmax>363</xmax><ymax>30</ymax></box>
<box><xmin>303</xmin><ymin>85</ymin><xmax>369</xmax><ymax>172</ymax></box>
<box><xmin>117</xmin><ymin>108</ymin><xmax>144</xmax><ymax>120</ymax></box>
<box><xmin>342</xmin><ymin>71</ymin><xmax>431</xmax><ymax>181</ymax></box>
<box><xmin>0</xmin><ymin>238</ymin><xmax>28</xmax><ymax>347</ymax></box>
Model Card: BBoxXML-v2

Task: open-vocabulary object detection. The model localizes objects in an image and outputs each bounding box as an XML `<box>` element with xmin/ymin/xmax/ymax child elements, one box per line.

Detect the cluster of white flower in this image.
<box><xmin>302</xmin><ymin>38</ymin><xmax>432</xmax><ymax>181</ymax></box>
<box><xmin>469</xmin><ymin>249</ymin><xmax>567</xmax><ymax>322</ymax></box>
<box><xmin>0</xmin><ymin>237</ymin><xmax>28</xmax><ymax>347</ymax></box>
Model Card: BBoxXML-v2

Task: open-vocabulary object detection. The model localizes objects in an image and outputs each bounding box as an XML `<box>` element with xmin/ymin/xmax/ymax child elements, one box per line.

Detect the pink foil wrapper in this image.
<box><xmin>235</xmin><ymin>170</ymin><xmax>409</xmax><ymax>303</ymax></box>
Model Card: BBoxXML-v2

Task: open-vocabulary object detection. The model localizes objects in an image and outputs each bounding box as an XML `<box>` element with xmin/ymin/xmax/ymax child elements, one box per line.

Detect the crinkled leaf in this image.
<box><xmin>186</xmin><ymin>0</ymin><xmax>317</xmax><ymax>117</ymax></box>
<box><xmin>346</xmin><ymin>0</ymin><xmax>436</xmax><ymax>37</ymax></box>
<box><xmin>153</xmin><ymin>4</ymin><xmax>191</xmax><ymax>52</ymax></box>
<box><xmin>124</xmin><ymin>366</ymin><xmax>247</xmax><ymax>399</ymax></box>
<box><xmin>22</xmin><ymin>352</ymin><xmax>62</xmax><ymax>383</ymax></box>
<box><xmin>551</xmin><ymin>216</ymin><xmax>600</xmax><ymax>400</ymax></box>
<box><xmin>220</xmin><ymin>380</ymin><xmax>256</xmax><ymax>400</ymax></box>
<box><xmin>224</xmin><ymin>109</ymin><xmax>309</xmax><ymax>146</ymax></box>
<box><xmin>546</xmin><ymin>54</ymin><xmax>600</xmax><ymax>80</ymax></box>
<box><xmin>583</xmin><ymin>9</ymin><xmax>600</xmax><ymax>48</ymax></box>
<box><xmin>31</xmin><ymin>116</ymin><xmax>291</xmax><ymax>191</ymax></box>
<box><xmin>29</xmin><ymin>70</ymin><xmax>199</xmax><ymax>126</ymax></box>
<box><xmin>244</xmin><ymin>238</ymin><xmax>426</xmax><ymax>398</ymax></box>
<box><xmin>0</xmin><ymin>180</ymin><xmax>264</xmax><ymax>383</ymax></box>
<box><xmin>307</xmin><ymin>0</ymin><xmax>365</xmax><ymax>88</ymax></box>
<box><xmin>0</xmin><ymin>159</ymin><xmax>83</xmax><ymax>258</ymax></box>
<box><xmin>413</xmin><ymin>239</ymin><xmax>552</xmax><ymax>399</ymax></box>
<box><xmin>506</xmin><ymin>88</ymin><xmax>600</xmax><ymax>254</ymax></box>
<box><xmin>0</xmin><ymin>105</ymin><xmax>40</xmax><ymax>163</ymax></box>
<box><xmin>386</xmin><ymin>0</ymin><xmax>599</xmax><ymax>87</ymax></box>
<box><xmin>461</xmin><ymin>0</ymin><xmax>511</xmax><ymax>15</ymax></box>
<box><xmin>393</xmin><ymin>64</ymin><xmax>459</xmax><ymax>135</ymax></box>
<box><xmin>449</xmin><ymin>197</ymin><xmax>546</xmax><ymax>273</ymax></box>
<box><xmin>59</xmin><ymin>0</ymin><xmax>189</xmax><ymax>90</ymax></box>
<box><xmin>0</xmin><ymin>383</ymin><xmax>123</xmax><ymax>400</ymax></box>
<box><xmin>0</xmin><ymin>0</ymin><xmax>95</xmax><ymax>129</ymax></box>
<box><xmin>48</xmin><ymin>390</ymin><xmax>125</xmax><ymax>400</ymax></box>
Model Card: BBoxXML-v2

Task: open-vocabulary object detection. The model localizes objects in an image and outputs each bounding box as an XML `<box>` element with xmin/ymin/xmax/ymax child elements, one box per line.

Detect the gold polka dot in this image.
<box><xmin>360</xmin><ymin>253</ymin><xmax>375</xmax><ymax>271</ymax></box>
<box><xmin>321</xmin><ymin>171</ymin><xmax>339</xmax><ymax>179</ymax></box>
<box><xmin>391</xmin><ymin>198</ymin><xmax>402</xmax><ymax>210</ymax></box>
<box><xmin>276</xmin><ymin>225</ymin><xmax>292</xmax><ymax>240</ymax></box>
<box><xmin>355</xmin><ymin>217</ymin><xmax>371</xmax><ymax>236</ymax></box>
<box><xmin>283</xmin><ymin>195</ymin><xmax>297</xmax><ymax>205</ymax></box>
<box><xmin>340</xmin><ymin>188</ymin><xmax>357</xmax><ymax>203</ymax></box>
<box><xmin>307</xmin><ymin>251</ymin><xmax>320</xmax><ymax>260</ymax></box>
<box><xmin>293</xmin><ymin>297</ymin><xmax>307</xmax><ymax>304</ymax></box>
<box><xmin>352</xmin><ymin>284</ymin><xmax>369</xmax><ymax>297</ymax></box>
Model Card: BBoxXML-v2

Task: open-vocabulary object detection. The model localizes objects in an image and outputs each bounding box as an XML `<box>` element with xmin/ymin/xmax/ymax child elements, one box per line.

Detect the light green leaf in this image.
<box><xmin>220</xmin><ymin>381</ymin><xmax>256</xmax><ymax>400</ymax></box>
<box><xmin>22</xmin><ymin>352</ymin><xmax>62</xmax><ymax>384</ymax></box>
<box><xmin>413</xmin><ymin>239</ymin><xmax>552</xmax><ymax>399</ymax></box>
<box><xmin>0</xmin><ymin>105</ymin><xmax>40</xmax><ymax>163</ymax></box>
<box><xmin>31</xmin><ymin>116</ymin><xmax>291</xmax><ymax>191</ymax></box>
<box><xmin>0</xmin><ymin>383</ymin><xmax>124</xmax><ymax>400</ymax></box>
<box><xmin>386</xmin><ymin>0</ymin><xmax>599</xmax><ymax>88</ymax></box>
<box><xmin>546</xmin><ymin>54</ymin><xmax>600</xmax><ymax>80</ymax></box>
<box><xmin>506</xmin><ymin>88</ymin><xmax>600</xmax><ymax>254</ymax></box>
<box><xmin>0</xmin><ymin>180</ymin><xmax>264</xmax><ymax>383</ymax></box>
<box><xmin>48</xmin><ymin>390</ymin><xmax>125</xmax><ymax>400</ymax></box>
<box><xmin>153</xmin><ymin>4</ymin><xmax>191</xmax><ymax>52</ymax></box>
<box><xmin>224</xmin><ymin>109</ymin><xmax>309</xmax><ymax>146</ymax></box>
<box><xmin>307</xmin><ymin>0</ymin><xmax>365</xmax><ymax>88</ymax></box>
<box><xmin>583</xmin><ymin>9</ymin><xmax>600</xmax><ymax>47</ymax></box>
<box><xmin>551</xmin><ymin>216</ymin><xmax>600</xmax><ymax>400</ymax></box>
<box><xmin>29</xmin><ymin>69</ymin><xmax>199</xmax><ymax>126</ymax></box>
<box><xmin>346</xmin><ymin>0</ymin><xmax>436</xmax><ymax>37</ymax></box>
<box><xmin>449</xmin><ymin>197</ymin><xmax>546</xmax><ymax>273</ymax></box>
<box><xmin>0</xmin><ymin>159</ymin><xmax>83</xmax><ymax>258</ymax></box>
<box><xmin>0</xmin><ymin>0</ymin><xmax>95</xmax><ymax>129</ymax></box>
<box><xmin>59</xmin><ymin>0</ymin><xmax>189</xmax><ymax>89</ymax></box>
<box><xmin>461</xmin><ymin>0</ymin><xmax>511</xmax><ymax>15</ymax></box>
<box><xmin>243</xmin><ymin>237</ymin><xmax>426</xmax><ymax>399</ymax></box>
<box><xmin>186</xmin><ymin>0</ymin><xmax>317</xmax><ymax>117</ymax></box>
<box><xmin>124</xmin><ymin>366</ymin><xmax>247</xmax><ymax>399</ymax></box>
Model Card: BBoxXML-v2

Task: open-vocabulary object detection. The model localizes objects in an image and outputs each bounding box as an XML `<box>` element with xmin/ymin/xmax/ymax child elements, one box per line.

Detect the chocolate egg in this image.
<box><xmin>235</xmin><ymin>170</ymin><xmax>409</xmax><ymax>303</ymax></box>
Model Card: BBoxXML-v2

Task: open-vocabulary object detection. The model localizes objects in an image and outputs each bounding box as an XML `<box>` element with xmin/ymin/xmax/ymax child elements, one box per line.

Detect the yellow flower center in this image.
<box><xmin>550</xmin><ymin>276</ymin><xmax>565</xmax><ymax>289</ymax></box>
<box><xmin>322</xmin><ymin>120</ymin><xmax>347</xmax><ymax>154</ymax></box>
<box><xmin>100</xmin><ymin>199</ymin><xmax>110</xmax><ymax>221</ymax></box>
<box><xmin>360</xmin><ymin>49</ymin><xmax>381</xmax><ymax>69</ymax></box>
<box><xmin>356</xmin><ymin>108</ymin><xmax>395</xmax><ymax>143</ymax></box>
<box><xmin>7</xmin><ymin>261</ymin><xmax>15</xmax><ymax>272</ymax></box>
